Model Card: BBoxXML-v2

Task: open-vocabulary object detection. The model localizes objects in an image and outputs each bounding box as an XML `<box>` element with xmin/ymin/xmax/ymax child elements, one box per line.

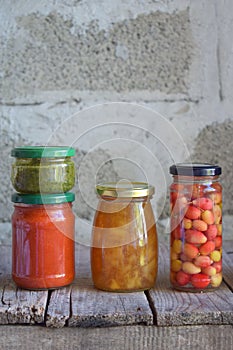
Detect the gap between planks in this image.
<box><xmin>45</xmin><ymin>278</ymin><xmax>154</xmax><ymax>328</ymax></box>
<box><xmin>0</xmin><ymin>242</ymin><xmax>233</xmax><ymax>328</ymax></box>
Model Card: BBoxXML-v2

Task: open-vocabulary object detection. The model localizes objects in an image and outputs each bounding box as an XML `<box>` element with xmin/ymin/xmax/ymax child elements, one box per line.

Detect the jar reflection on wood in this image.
<box><xmin>12</xmin><ymin>192</ymin><xmax>75</xmax><ymax>290</ymax></box>
<box><xmin>91</xmin><ymin>182</ymin><xmax>158</xmax><ymax>292</ymax></box>
<box><xmin>170</xmin><ymin>163</ymin><xmax>222</xmax><ymax>292</ymax></box>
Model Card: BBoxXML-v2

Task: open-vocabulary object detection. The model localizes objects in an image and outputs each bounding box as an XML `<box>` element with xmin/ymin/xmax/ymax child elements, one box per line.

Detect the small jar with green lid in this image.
<box><xmin>11</xmin><ymin>146</ymin><xmax>75</xmax><ymax>193</ymax></box>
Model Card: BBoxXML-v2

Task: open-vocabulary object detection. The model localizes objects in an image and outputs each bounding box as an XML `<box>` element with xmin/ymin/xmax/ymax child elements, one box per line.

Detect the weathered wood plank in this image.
<box><xmin>68</xmin><ymin>278</ymin><xmax>153</xmax><ymax>327</ymax></box>
<box><xmin>46</xmin><ymin>286</ymin><xmax>71</xmax><ymax>328</ymax></box>
<box><xmin>2</xmin><ymin>278</ymin><xmax>48</xmax><ymax>324</ymax></box>
<box><xmin>0</xmin><ymin>242</ymin><xmax>233</xmax><ymax>328</ymax></box>
<box><xmin>1</xmin><ymin>325</ymin><xmax>233</xmax><ymax>350</ymax></box>
<box><xmin>148</xmin><ymin>244</ymin><xmax>233</xmax><ymax>326</ymax></box>
<box><xmin>45</xmin><ymin>243</ymin><xmax>91</xmax><ymax>328</ymax></box>
<box><xmin>0</xmin><ymin>277</ymin><xmax>10</xmax><ymax>324</ymax></box>
<box><xmin>0</xmin><ymin>245</ymin><xmax>48</xmax><ymax>324</ymax></box>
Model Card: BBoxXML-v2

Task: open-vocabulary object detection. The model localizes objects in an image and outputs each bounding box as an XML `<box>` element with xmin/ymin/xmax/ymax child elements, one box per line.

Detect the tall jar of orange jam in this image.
<box><xmin>169</xmin><ymin>163</ymin><xmax>222</xmax><ymax>292</ymax></box>
<box><xmin>91</xmin><ymin>182</ymin><xmax>158</xmax><ymax>292</ymax></box>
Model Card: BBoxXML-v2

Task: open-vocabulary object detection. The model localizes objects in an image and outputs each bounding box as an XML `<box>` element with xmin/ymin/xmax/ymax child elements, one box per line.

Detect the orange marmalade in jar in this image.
<box><xmin>91</xmin><ymin>182</ymin><xmax>158</xmax><ymax>292</ymax></box>
<box><xmin>169</xmin><ymin>163</ymin><xmax>222</xmax><ymax>292</ymax></box>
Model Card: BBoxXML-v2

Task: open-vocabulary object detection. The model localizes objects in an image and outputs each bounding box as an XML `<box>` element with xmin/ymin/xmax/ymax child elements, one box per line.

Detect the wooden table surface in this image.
<box><xmin>0</xmin><ymin>241</ymin><xmax>232</xmax><ymax>329</ymax></box>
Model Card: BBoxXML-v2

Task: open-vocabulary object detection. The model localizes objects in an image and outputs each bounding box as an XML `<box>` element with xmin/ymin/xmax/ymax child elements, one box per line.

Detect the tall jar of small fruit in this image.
<box><xmin>91</xmin><ymin>182</ymin><xmax>158</xmax><ymax>292</ymax></box>
<box><xmin>169</xmin><ymin>163</ymin><xmax>222</xmax><ymax>292</ymax></box>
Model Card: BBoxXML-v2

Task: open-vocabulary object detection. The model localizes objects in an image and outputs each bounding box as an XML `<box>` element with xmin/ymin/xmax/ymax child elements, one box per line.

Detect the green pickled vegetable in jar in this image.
<box><xmin>11</xmin><ymin>146</ymin><xmax>75</xmax><ymax>193</ymax></box>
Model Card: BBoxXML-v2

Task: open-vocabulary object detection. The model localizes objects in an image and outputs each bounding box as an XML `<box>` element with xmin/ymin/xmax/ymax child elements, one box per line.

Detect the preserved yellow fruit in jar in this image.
<box><xmin>91</xmin><ymin>182</ymin><xmax>158</xmax><ymax>292</ymax></box>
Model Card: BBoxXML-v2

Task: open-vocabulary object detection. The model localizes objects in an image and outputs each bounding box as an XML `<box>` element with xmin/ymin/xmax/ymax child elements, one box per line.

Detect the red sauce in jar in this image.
<box><xmin>12</xmin><ymin>193</ymin><xmax>75</xmax><ymax>290</ymax></box>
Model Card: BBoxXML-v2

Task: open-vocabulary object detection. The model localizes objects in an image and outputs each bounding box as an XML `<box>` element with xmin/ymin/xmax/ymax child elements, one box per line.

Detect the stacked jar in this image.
<box><xmin>11</xmin><ymin>146</ymin><xmax>76</xmax><ymax>290</ymax></box>
<box><xmin>169</xmin><ymin>163</ymin><xmax>222</xmax><ymax>292</ymax></box>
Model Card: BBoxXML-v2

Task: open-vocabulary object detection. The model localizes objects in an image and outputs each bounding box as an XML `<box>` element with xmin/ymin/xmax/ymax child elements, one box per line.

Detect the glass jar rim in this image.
<box><xmin>170</xmin><ymin>163</ymin><xmax>221</xmax><ymax>176</ymax></box>
<box><xmin>11</xmin><ymin>146</ymin><xmax>75</xmax><ymax>158</ymax></box>
<box><xmin>96</xmin><ymin>181</ymin><xmax>155</xmax><ymax>198</ymax></box>
<box><xmin>12</xmin><ymin>192</ymin><xmax>75</xmax><ymax>204</ymax></box>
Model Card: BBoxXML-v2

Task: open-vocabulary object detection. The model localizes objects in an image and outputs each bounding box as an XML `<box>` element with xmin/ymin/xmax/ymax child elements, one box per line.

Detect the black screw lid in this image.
<box><xmin>169</xmin><ymin>163</ymin><xmax>222</xmax><ymax>176</ymax></box>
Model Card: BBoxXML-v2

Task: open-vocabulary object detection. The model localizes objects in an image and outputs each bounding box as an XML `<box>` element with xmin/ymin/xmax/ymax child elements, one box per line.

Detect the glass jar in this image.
<box><xmin>91</xmin><ymin>182</ymin><xmax>158</xmax><ymax>292</ymax></box>
<box><xmin>11</xmin><ymin>146</ymin><xmax>75</xmax><ymax>193</ymax></box>
<box><xmin>169</xmin><ymin>163</ymin><xmax>222</xmax><ymax>292</ymax></box>
<box><xmin>12</xmin><ymin>192</ymin><xmax>75</xmax><ymax>290</ymax></box>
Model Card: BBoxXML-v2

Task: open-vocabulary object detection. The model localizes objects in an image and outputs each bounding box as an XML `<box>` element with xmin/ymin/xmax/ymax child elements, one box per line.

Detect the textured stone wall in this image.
<box><xmin>0</xmin><ymin>0</ymin><xmax>233</xmax><ymax>243</ymax></box>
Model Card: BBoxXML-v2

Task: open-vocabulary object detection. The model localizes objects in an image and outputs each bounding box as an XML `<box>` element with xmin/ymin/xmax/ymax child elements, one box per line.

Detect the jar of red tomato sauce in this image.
<box><xmin>169</xmin><ymin>163</ymin><xmax>222</xmax><ymax>292</ymax></box>
<box><xmin>91</xmin><ymin>182</ymin><xmax>158</xmax><ymax>292</ymax></box>
<box><xmin>12</xmin><ymin>192</ymin><xmax>75</xmax><ymax>290</ymax></box>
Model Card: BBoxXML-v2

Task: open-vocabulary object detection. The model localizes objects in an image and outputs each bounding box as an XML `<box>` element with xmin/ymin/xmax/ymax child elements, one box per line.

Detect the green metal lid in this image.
<box><xmin>12</xmin><ymin>192</ymin><xmax>75</xmax><ymax>204</ymax></box>
<box><xmin>11</xmin><ymin>146</ymin><xmax>75</xmax><ymax>158</ymax></box>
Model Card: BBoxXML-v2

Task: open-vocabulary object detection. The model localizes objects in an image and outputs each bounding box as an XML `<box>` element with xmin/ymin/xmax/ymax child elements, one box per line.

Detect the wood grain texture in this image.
<box><xmin>1</xmin><ymin>325</ymin><xmax>233</xmax><ymax>350</ymax></box>
<box><xmin>0</xmin><ymin>246</ymin><xmax>48</xmax><ymax>325</ymax></box>
<box><xmin>0</xmin><ymin>277</ymin><xmax>9</xmax><ymax>324</ymax></box>
<box><xmin>148</xmin><ymin>244</ymin><xmax>233</xmax><ymax>326</ymax></box>
<box><xmin>0</xmin><ymin>242</ymin><xmax>232</xmax><ymax>328</ymax></box>
<box><xmin>68</xmin><ymin>278</ymin><xmax>153</xmax><ymax>327</ymax></box>
<box><xmin>46</xmin><ymin>286</ymin><xmax>71</xmax><ymax>328</ymax></box>
<box><xmin>70</xmin><ymin>243</ymin><xmax>153</xmax><ymax>327</ymax></box>
<box><xmin>2</xmin><ymin>278</ymin><xmax>48</xmax><ymax>324</ymax></box>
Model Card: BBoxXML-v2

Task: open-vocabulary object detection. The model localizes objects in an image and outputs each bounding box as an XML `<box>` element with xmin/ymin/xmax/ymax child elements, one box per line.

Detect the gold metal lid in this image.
<box><xmin>96</xmin><ymin>181</ymin><xmax>155</xmax><ymax>198</ymax></box>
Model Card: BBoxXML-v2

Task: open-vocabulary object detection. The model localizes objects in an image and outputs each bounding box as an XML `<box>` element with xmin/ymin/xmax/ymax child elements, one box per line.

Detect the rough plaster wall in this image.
<box><xmin>0</xmin><ymin>0</ymin><xmax>233</xmax><ymax>244</ymax></box>
<box><xmin>73</xmin><ymin>149</ymin><xmax>118</xmax><ymax>220</ymax></box>
<box><xmin>192</xmin><ymin>120</ymin><xmax>233</xmax><ymax>215</ymax></box>
<box><xmin>1</xmin><ymin>10</ymin><xmax>193</xmax><ymax>98</ymax></box>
